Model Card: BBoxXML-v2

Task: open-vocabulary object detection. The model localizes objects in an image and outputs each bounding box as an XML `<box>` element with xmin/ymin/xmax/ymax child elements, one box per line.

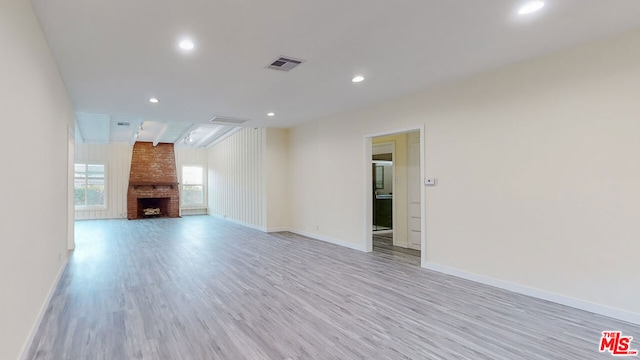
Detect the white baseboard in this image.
<box><xmin>206</xmin><ymin>217</ymin><xmax>640</xmax><ymax>324</ymax></box>
<box><xmin>288</xmin><ymin>228</ymin><xmax>366</xmax><ymax>252</ymax></box>
<box><xmin>210</xmin><ymin>218</ymin><xmax>366</xmax><ymax>253</ymax></box>
<box><xmin>180</xmin><ymin>207</ymin><xmax>208</xmax><ymax>216</ymax></box>
<box><xmin>423</xmin><ymin>262</ymin><xmax>640</xmax><ymax>326</ymax></box>
<box><xmin>209</xmin><ymin>214</ymin><xmax>267</xmax><ymax>232</ymax></box>
<box><xmin>211</xmin><ymin>219</ymin><xmax>366</xmax><ymax>252</ymax></box>
<box><xmin>20</xmin><ymin>256</ymin><xmax>69</xmax><ymax>360</ymax></box>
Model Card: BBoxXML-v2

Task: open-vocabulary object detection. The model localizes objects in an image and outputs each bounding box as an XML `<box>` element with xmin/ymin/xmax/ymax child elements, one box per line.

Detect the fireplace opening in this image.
<box><xmin>137</xmin><ymin>198</ymin><xmax>170</xmax><ymax>218</ymax></box>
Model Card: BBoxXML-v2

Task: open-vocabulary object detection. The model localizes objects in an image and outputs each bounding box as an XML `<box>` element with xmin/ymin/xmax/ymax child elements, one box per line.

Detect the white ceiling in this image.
<box><xmin>75</xmin><ymin>112</ymin><xmax>238</xmax><ymax>148</ymax></box>
<box><xmin>32</xmin><ymin>0</ymin><xmax>640</xmax><ymax>146</ymax></box>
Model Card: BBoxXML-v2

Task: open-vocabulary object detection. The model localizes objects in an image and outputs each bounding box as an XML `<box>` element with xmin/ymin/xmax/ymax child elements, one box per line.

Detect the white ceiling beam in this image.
<box><xmin>128</xmin><ymin>119</ymin><xmax>143</xmax><ymax>146</ymax></box>
<box><xmin>205</xmin><ymin>127</ymin><xmax>242</xmax><ymax>149</ymax></box>
<box><xmin>192</xmin><ymin>126</ymin><xmax>224</xmax><ymax>148</ymax></box>
<box><xmin>175</xmin><ymin>123</ymin><xmax>199</xmax><ymax>146</ymax></box>
<box><xmin>153</xmin><ymin>123</ymin><xmax>169</xmax><ymax>146</ymax></box>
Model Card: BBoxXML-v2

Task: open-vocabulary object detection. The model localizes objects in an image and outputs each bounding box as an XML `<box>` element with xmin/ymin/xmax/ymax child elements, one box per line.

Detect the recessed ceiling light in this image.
<box><xmin>149</xmin><ymin>98</ymin><xmax>159</xmax><ymax>103</ymax></box>
<box><xmin>267</xmin><ymin>112</ymin><xmax>275</xmax><ymax>117</ymax></box>
<box><xmin>352</xmin><ymin>75</ymin><xmax>365</xmax><ymax>83</ymax></box>
<box><xmin>179</xmin><ymin>39</ymin><xmax>195</xmax><ymax>51</ymax></box>
<box><xmin>518</xmin><ymin>1</ymin><xmax>544</xmax><ymax>15</ymax></box>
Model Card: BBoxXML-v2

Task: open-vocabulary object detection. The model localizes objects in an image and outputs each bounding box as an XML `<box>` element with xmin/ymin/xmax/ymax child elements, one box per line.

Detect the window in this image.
<box><xmin>74</xmin><ymin>163</ymin><xmax>105</xmax><ymax>207</ymax></box>
<box><xmin>182</xmin><ymin>165</ymin><xmax>204</xmax><ymax>206</ymax></box>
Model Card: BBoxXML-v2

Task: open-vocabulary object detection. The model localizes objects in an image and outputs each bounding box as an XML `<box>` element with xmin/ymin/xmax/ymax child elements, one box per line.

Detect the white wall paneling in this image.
<box><xmin>74</xmin><ymin>142</ymin><xmax>132</xmax><ymax>220</ymax></box>
<box><xmin>265</xmin><ymin>128</ymin><xmax>290</xmax><ymax>232</ymax></box>
<box><xmin>208</xmin><ymin>128</ymin><xmax>266</xmax><ymax>229</ymax></box>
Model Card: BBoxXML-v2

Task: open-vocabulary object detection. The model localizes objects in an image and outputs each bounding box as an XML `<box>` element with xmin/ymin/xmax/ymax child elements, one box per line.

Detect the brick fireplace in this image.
<box><xmin>127</xmin><ymin>142</ymin><xmax>180</xmax><ymax>219</ymax></box>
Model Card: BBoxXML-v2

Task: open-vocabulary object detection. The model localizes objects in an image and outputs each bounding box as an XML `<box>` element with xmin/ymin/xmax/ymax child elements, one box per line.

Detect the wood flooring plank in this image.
<box><xmin>24</xmin><ymin>216</ymin><xmax>640</xmax><ymax>359</ymax></box>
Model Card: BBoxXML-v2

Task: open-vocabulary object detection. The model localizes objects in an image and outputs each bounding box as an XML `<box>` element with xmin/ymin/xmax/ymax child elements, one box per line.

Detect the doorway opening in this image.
<box><xmin>372</xmin><ymin>143</ymin><xmax>393</xmax><ymax>233</ymax></box>
<box><xmin>365</xmin><ymin>128</ymin><xmax>425</xmax><ymax>267</ymax></box>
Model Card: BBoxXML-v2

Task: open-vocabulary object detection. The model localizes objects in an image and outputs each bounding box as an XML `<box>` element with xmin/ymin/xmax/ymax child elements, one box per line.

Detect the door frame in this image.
<box><xmin>364</xmin><ymin>125</ymin><xmax>426</xmax><ymax>267</ymax></box>
<box><xmin>372</xmin><ymin>141</ymin><xmax>395</xmax><ymax>236</ymax></box>
<box><xmin>67</xmin><ymin>125</ymin><xmax>75</xmax><ymax>250</ymax></box>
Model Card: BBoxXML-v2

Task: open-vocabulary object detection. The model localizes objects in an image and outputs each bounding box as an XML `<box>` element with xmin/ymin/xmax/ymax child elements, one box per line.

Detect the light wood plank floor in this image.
<box><xmin>373</xmin><ymin>232</ymin><xmax>421</xmax><ymax>267</ymax></box>
<box><xmin>27</xmin><ymin>216</ymin><xmax>639</xmax><ymax>359</ymax></box>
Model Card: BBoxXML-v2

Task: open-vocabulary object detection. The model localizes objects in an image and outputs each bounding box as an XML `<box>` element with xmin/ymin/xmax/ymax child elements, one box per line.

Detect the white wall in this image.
<box><xmin>289</xmin><ymin>120</ymin><xmax>365</xmax><ymax>247</ymax></box>
<box><xmin>0</xmin><ymin>0</ymin><xmax>74</xmax><ymax>358</ymax></box>
<box><xmin>208</xmin><ymin>128</ymin><xmax>266</xmax><ymax>229</ymax></box>
<box><xmin>287</xmin><ymin>28</ymin><xmax>640</xmax><ymax>318</ymax></box>
<box><xmin>75</xmin><ymin>142</ymin><xmax>132</xmax><ymax>219</ymax></box>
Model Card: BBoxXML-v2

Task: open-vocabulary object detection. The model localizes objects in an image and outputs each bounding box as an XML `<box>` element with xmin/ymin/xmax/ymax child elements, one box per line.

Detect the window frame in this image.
<box><xmin>74</xmin><ymin>162</ymin><xmax>107</xmax><ymax>209</ymax></box>
<box><xmin>180</xmin><ymin>164</ymin><xmax>206</xmax><ymax>207</ymax></box>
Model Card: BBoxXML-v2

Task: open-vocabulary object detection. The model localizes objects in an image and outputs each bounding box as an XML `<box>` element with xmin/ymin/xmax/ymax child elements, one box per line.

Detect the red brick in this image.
<box><xmin>127</xmin><ymin>142</ymin><xmax>180</xmax><ymax>219</ymax></box>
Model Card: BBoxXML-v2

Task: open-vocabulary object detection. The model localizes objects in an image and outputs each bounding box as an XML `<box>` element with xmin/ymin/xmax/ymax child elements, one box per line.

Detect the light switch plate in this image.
<box><xmin>425</xmin><ymin>177</ymin><xmax>437</xmax><ymax>186</ymax></box>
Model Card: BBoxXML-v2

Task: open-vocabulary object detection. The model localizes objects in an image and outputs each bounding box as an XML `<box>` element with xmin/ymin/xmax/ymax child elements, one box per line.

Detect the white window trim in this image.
<box><xmin>74</xmin><ymin>161</ymin><xmax>107</xmax><ymax>210</ymax></box>
<box><xmin>180</xmin><ymin>164</ymin><xmax>207</xmax><ymax>208</ymax></box>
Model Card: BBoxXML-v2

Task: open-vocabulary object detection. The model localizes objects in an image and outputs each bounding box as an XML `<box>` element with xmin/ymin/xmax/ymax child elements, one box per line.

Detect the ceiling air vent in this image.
<box><xmin>266</xmin><ymin>56</ymin><xmax>304</xmax><ymax>71</ymax></box>
<box><xmin>116</xmin><ymin>122</ymin><xmax>130</xmax><ymax>126</ymax></box>
<box><xmin>209</xmin><ymin>116</ymin><xmax>249</xmax><ymax>125</ymax></box>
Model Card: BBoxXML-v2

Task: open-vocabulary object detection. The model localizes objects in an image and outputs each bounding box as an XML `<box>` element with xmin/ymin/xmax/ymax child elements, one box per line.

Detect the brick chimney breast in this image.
<box><xmin>127</xmin><ymin>142</ymin><xmax>180</xmax><ymax>219</ymax></box>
